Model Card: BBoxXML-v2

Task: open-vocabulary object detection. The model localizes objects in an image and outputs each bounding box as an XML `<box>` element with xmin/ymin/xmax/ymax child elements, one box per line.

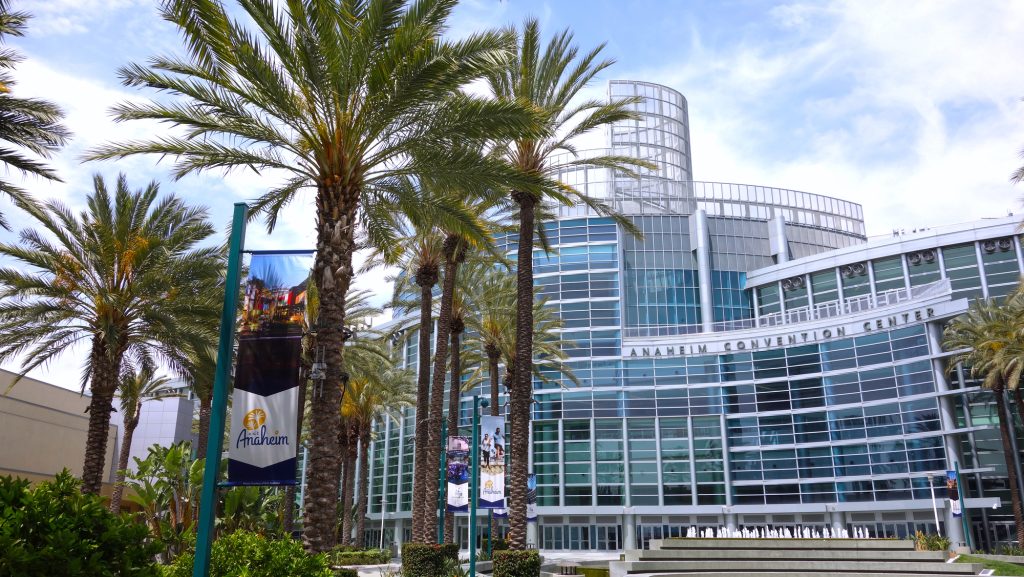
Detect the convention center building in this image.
<box><xmin>365</xmin><ymin>80</ymin><xmax>1021</xmax><ymax>552</ymax></box>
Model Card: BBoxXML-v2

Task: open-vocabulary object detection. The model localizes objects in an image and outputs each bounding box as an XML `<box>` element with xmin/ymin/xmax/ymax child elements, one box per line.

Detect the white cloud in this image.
<box><xmin>627</xmin><ymin>0</ymin><xmax>1024</xmax><ymax>235</ymax></box>
<box><xmin>18</xmin><ymin>0</ymin><xmax>148</xmax><ymax>36</ymax></box>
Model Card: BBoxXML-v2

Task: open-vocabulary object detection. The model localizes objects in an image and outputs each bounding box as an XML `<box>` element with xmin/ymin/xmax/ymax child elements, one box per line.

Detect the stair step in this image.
<box><xmin>619</xmin><ymin>560</ymin><xmax>980</xmax><ymax>574</ymax></box>
<box><xmin>620</xmin><ymin>573</ymin><xmax>979</xmax><ymax>577</ymax></box>
<box><xmin>629</xmin><ymin>549</ymin><xmax>947</xmax><ymax>562</ymax></box>
<box><xmin>652</xmin><ymin>538</ymin><xmax>915</xmax><ymax>551</ymax></box>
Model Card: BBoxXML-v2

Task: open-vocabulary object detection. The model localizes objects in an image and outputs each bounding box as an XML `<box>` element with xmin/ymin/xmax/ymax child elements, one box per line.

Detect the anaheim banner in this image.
<box><xmin>479</xmin><ymin>415</ymin><xmax>506</xmax><ymax>509</ymax></box>
<box><xmin>227</xmin><ymin>252</ymin><xmax>312</xmax><ymax>486</ymax></box>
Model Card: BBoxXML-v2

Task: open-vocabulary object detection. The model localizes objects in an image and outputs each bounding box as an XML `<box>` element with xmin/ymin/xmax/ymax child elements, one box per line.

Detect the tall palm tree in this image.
<box><xmin>371</xmin><ymin>229</ymin><xmax>445</xmax><ymax>541</ymax></box>
<box><xmin>0</xmin><ymin>174</ymin><xmax>220</xmax><ymax>494</ymax></box>
<box><xmin>110</xmin><ymin>366</ymin><xmax>176</xmax><ymax>514</ymax></box>
<box><xmin>0</xmin><ymin>0</ymin><xmax>69</xmax><ymax>229</ymax></box>
<box><xmin>485</xmin><ymin>19</ymin><xmax>645</xmax><ymax>547</ymax></box>
<box><xmin>88</xmin><ymin>0</ymin><xmax>542</xmax><ymax>550</ymax></box>
<box><xmin>943</xmin><ymin>296</ymin><xmax>1024</xmax><ymax>545</ymax></box>
<box><xmin>464</xmin><ymin>266</ymin><xmax>579</xmax><ymax>542</ymax></box>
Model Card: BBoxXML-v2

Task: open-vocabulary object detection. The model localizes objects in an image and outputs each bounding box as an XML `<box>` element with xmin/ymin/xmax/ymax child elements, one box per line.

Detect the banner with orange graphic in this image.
<box><xmin>227</xmin><ymin>253</ymin><xmax>312</xmax><ymax>485</ymax></box>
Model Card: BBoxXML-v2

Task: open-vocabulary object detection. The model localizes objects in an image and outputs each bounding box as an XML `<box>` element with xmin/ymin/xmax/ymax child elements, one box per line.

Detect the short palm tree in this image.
<box><xmin>943</xmin><ymin>295</ymin><xmax>1024</xmax><ymax>545</ymax></box>
<box><xmin>182</xmin><ymin>344</ymin><xmax>218</xmax><ymax>462</ymax></box>
<box><xmin>485</xmin><ymin>18</ymin><xmax>645</xmax><ymax>547</ymax></box>
<box><xmin>341</xmin><ymin>351</ymin><xmax>414</xmax><ymax>547</ymax></box>
<box><xmin>110</xmin><ymin>366</ymin><xmax>176</xmax><ymax>514</ymax></box>
<box><xmin>0</xmin><ymin>0</ymin><xmax>69</xmax><ymax>229</ymax></box>
<box><xmin>0</xmin><ymin>174</ymin><xmax>221</xmax><ymax>494</ymax></box>
<box><xmin>88</xmin><ymin>0</ymin><xmax>542</xmax><ymax>550</ymax></box>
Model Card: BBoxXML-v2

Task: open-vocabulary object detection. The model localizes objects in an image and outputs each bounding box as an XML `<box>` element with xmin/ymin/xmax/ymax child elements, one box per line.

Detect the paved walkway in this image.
<box><xmin>346</xmin><ymin>551</ymin><xmax>622</xmax><ymax>577</ymax></box>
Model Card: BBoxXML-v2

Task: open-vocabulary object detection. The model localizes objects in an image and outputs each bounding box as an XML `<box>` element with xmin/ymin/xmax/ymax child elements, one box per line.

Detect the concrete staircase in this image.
<box><xmin>607</xmin><ymin>538</ymin><xmax>983</xmax><ymax>577</ymax></box>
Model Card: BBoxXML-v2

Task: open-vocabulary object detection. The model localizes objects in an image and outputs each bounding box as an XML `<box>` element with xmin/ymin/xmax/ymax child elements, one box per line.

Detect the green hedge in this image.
<box><xmin>493</xmin><ymin>550</ymin><xmax>541</xmax><ymax>577</ymax></box>
<box><xmin>330</xmin><ymin>548</ymin><xmax>391</xmax><ymax>565</ymax></box>
<box><xmin>578</xmin><ymin>568</ymin><xmax>609</xmax><ymax>577</ymax></box>
<box><xmin>334</xmin><ymin>570</ymin><xmax>358</xmax><ymax>577</ymax></box>
<box><xmin>0</xmin><ymin>471</ymin><xmax>162</xmax><ymax>577</ymax></box>
<box><xmin>166</xmin><ymin>531</ymin><xmax>331</xmax><ymax>577</ymax></box>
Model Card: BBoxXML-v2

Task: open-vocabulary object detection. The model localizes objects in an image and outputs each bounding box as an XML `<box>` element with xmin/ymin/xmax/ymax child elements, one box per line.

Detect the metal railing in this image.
<box><xmin>622</xmin><ymin>279</ymin><xmax>951</xmax><ymax>338</ymax></box>
<box><xmin>755</xmin><ymin>279</ymin><xmax>951</xmax><ymax>328</ymax></box>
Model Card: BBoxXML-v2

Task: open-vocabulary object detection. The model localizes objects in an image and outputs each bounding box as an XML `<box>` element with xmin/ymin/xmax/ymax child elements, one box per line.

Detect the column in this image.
<box><xmin>769</xmin><ymin>214</ymin><xmax>789</xmax><ymax>264</ymax></box>
<box><xmin>925</xmin><ymin>322</ymin><xmax>966</xmax><ymax>548</ymax></box>
<box><xmin>690</xmin><ymin>209</ymin><xmax>715</xmax><ymax>332</ymax></box>
<box><xmin>623</xmin><ymin>508</ymin><xmax>637</xmax><ymax>550</ymax></box>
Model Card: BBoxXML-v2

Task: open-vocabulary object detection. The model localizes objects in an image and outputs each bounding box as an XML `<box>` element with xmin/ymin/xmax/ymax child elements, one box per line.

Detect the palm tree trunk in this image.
<box><xmin>284</xmin><ymin>372</ymin><xmax>309</xmax><ymax>536</ymax></box>
<box><xmin>109</xmin><ymin>411</ymin><xmax>140</xmax><ymax>514</ymax></box>
<box><xmin>1015</xmin><ymin>388</ymin><xmax>1024</xmax><ymax>429</ymax></box>
<box><xmin>508</xmin><ymin>191</ymin><xmax>536</xmax><ymax>550</ymax></box>
<box><xmin>444</xmin><ymin>327</ymin><xmax>464</xmax><ymax>544</ymax></box>
<box><xmin>82</xmin><ymin>350</ymin><xmax>120</xmax><ymax>495</ymax></box>
<box><xmin>995</xmin><ymin>384</ymin><xmax>1024</xmax><ymax>545</ymax></box>
<box><xmin>412</xmin><ymin>275</ymin><xmax>436</xmax><ymax>542</ymax></box>
<box><xmin>425</xmin><ymin>243</ymin><xmax>459</xmax><ymax>543</ymax></box>
<box><xmin>356</xmin><ymin>429</ymin><xmax>371</xmax><ymax>548</ymax></box>
<box><xmin>303</xmin><ymin>190</ymin><xmax>357</xmax><ymax>553</ymax></box>
<box><xmin>196</xmin><ymin>394</ymin><xmax>212</xmax><ymax>461</ymax></box>
<box><xmin>341</xmin><ymin>425</ymin><xmax>358</xmax><ymax>546</ymax></box>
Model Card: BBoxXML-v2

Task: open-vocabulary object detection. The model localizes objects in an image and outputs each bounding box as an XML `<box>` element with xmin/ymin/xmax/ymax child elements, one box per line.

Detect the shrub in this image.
<box><xmin>402</xmin><ymin>543</ymin><xmax>458</xmax><ymax>577</ymax></box>
<box><xmin>335</xmin><ymin>570</ymin><xmax>358</xmax><ymax>577</ymax></box>
<box><xmin>166</xmin><ymin>530</ymin><xmax>331</xmax><ymax>577</ymax></box>
<box><xmin>493</xmin><ymin>550</ymin><xmax>541</xmax><ymax>577</ymax></box>
<box><xmin>0</xmin><ymin>471</ymin><xmax>162</xmax><ymax>576</ymax></box>
<box><xmin>913</xmin><ymin>531</ymin><xmax>951</xmax><ymax>552</ymax></box>
<box><xmin>578</xmin><ymin>568</ymin><xmax>610</xmax><ymax>577</ymax></box>
<box><xmin>331</xmin><ymin>548</ymin><xmax>391</xmax><ymax>565</ymax></box>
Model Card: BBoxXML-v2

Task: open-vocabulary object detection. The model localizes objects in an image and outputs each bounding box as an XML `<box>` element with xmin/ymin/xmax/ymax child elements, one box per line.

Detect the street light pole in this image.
<box><xmin>469</xmin><ymin>396</ymin><xmax>489</xmax><ymax>577</ymax></box>
<box><xmin>379</xmin><ymin>496</ymin><xmax>386</xmax><ymax>550</ymax></box>
<box><xmin>929</xmin><ymin>474</ymin><xmax>941</xmax><ymax>537</ymax></box>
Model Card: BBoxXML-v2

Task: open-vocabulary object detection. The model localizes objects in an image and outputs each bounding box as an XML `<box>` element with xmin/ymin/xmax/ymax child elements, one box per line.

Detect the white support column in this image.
<box><xmin>769</xmin><ymin>214</ymin><xmax>789</xmax><ymax>264</ymax></box>
<box><xmin>925</xmin><ymin>322</ymin><xmax>966</xmax><ymax>548</ymax></box>
<box><xmin>623</xmin><ymin>508</ymin><xmax>637</xmax><ymax>550</ymax></box>
<box><xmin>974</xmin><ymin>241</ymin><xmax>990</xmax><ymax>298</ymax></box>
<box><xmin>690</xmin><ymin>209</ymin><xmax>715</xmax><ymax>332</ymax></box>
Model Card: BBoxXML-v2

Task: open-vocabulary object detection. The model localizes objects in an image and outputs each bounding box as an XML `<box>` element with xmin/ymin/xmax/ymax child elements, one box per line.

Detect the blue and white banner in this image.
<box><xmin>479</xmin><ymin>415</ymin><xmax>506</xmax><ymax>509</ymax></box>
<box><xmin>227</xmin><ymin>253</ymin><xmax>312</xmax><ymax>486</ymax></box>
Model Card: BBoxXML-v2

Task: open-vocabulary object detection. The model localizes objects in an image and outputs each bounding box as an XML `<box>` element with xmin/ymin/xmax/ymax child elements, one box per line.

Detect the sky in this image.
<box><xmin>2</xmin><ymin>0</ymin><xmax>1024</xmax><ymax>389</ymax></box>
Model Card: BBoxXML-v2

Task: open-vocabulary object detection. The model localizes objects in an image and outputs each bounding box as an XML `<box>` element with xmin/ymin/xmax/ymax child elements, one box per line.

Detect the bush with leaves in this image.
<box><xmin>330</xmin><ymin>548</ymin><xmax>391</xmax><ymax>565</ymax></box>
<box><xmin>124</xmin><ymin>442</ymin><xmax>203</xmax><ymax>562</ymax></box>
<box><xmin>0</xmin><ymin>471</ymin><xmax>162</xmax><ymax>576</ymax></box>
<box><xmin>165</xmin><ymin>530</ymin><xmax>331</xmax><ymax>577</ymax></box>
<box><xmin>402</xmin><ymin>543</ymin><xmax>460</xmax><ymax>577</ymax></box>
<box><xmin>492</xmin><ymin>550</ymin><xmax>541</xmax><ymax>577</ymax></box>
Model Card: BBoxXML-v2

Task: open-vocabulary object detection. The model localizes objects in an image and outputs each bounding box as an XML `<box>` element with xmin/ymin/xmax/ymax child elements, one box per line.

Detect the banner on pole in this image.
<box><xmin>227</xmin><ymin>253</ymin><xmax>313</xmax><ymax>486</ymax></box>
<box><xmin>447</xmin><ymin>436</ymin><xmax>470</xmax><ymax>512</ymax></box>
<box><xmin>479</xmin><ymin>415</ymin><xmax>506</xmax><ymax>509</ymax></box>
<box><xmin>527</xmin><ymin>473</ymin><xmax>537</xmax><ymax>522</ymax></box>
<box><xmin>947</xmin><ymin>470</ymin><xmax>962</xmax><ymax>517</ymax></box>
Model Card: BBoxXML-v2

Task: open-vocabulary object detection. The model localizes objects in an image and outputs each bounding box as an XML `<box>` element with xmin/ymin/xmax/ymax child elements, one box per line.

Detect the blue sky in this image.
<box><xmin>4</xmin><ymin>0</ymin><xmax>1024</xmax><ymax>387</ymax></box>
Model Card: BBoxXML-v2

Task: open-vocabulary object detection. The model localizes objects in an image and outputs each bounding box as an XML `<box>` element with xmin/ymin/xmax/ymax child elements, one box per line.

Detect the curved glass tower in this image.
<box><xmin>363</xmin><ymin>80</ymin><xmax>1021</xmax><ymax>552</ymax></box>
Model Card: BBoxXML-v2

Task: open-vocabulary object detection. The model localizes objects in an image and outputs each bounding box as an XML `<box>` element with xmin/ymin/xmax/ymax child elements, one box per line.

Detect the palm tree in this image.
<box><xmin>371</xmin><ymin>229</ymin><xmax>445</xmax><ymax>541</ymax></box>
<box><xmin>332</xmin><ymin>291</ymin><xmax>394</xmax><ymax>546</ymax></box>
<box><xmin>110</xmin><ymin>366</ymin><xmax>176</xmax><ymax>514</ymax></box>
<box><xmin>464</xmin><ymin>266</ymin><xmax>579</xmax><ymax>542</ymax></box>
<box><xmin>0</xmin><ymin>0</ymin><xmax>69</xmax><ymax>229</ymax></box>
<box><xmin>88</xmin><ymin>0</ymin><xmax>542</xmax><ymax>550</ymax></box>
<box><xmin>485</xmin><ymin>19</ymin><xmax>645</xmax><ymax>547</ymax></box>
<box><xmin>943</xmin><ymin>295</ymin><xmax>1024</xmax><ymax>545</ymax></box>
<box><xmin>0</xmin><ymin>174</ymin><xmax>221</xmax><ymax>494</ymax></box>
<box><xmin>182</xmin><ymin>344</ymin><xmax>218</xmax><ymax>462</ymax></box>
<box><xmin>343</xmin><ymin>352</ymin><xmax>414</xmax><ymax>547</ymax></box>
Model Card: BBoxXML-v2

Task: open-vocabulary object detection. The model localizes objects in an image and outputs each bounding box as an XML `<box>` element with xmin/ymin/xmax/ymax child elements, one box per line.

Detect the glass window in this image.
<box><xmin>872</xmin><ymin>256</ymin><xmax>905</xmax><ymax>294</ymax></box>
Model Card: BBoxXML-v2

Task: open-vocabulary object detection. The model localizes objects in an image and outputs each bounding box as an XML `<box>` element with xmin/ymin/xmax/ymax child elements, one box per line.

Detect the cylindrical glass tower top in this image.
<box><xmin>609</xmin><ymin>80</ymin><xmax>692</xmax><ymax>183</ymax></box>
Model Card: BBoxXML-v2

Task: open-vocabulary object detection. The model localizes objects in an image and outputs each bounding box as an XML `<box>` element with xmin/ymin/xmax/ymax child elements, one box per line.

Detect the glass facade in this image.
<box><xmin>363</xmin><ymin>80</ymin><xmax>1023</xmax><ymax>552</ymax></box>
